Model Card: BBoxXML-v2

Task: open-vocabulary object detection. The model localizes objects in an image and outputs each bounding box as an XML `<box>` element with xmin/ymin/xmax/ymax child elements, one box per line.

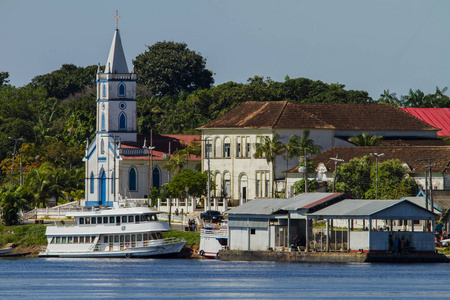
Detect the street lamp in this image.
<box><xmin>370</xmin><ymin>152</ymin><xmax>384</xmax><ymax>200</ymax></box>
<box><xmin>8</xmin><ymin>137</ymin><xmax>23</xmax><ymax>185</ymax></box>
<box><xmin>330</xmin><ymin>154</ymin><xmax>344</xmax><ymax>193</ymax></box>
<box><xmin>143</xmin><ymin>137</ymin><xmax>155</xmax><ymax>202</ymax></box>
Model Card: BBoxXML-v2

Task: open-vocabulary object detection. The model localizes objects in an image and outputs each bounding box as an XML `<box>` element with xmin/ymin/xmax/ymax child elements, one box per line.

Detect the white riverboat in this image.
<box><xmin>39</xmin><ymin>203</ymin><xmax>186</xmax><ymax>258</ymax></box>
<box><xmin>198</xmin><ymin>222</ymin><xmax>228</xmax><ymax>259</ymax></box>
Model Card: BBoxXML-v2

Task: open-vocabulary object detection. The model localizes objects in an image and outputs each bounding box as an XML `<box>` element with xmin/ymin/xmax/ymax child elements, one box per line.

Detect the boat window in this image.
<box><xmin>50</xmin><ymin>237</ymin><xmax>55</xmax><ymax>244</ymax></box>
<box><xmin>56</xmin><ymin>237</ymin><xmax>61</xmax><ymax>243</ymax></box>
<box><xmin>157</xmin><ymin>233</ymin><xmax>163</xmax><ymax>239</ymax></box>
<box><xmin>154</xmin><ymin>215</ymin><xmax>158</xmax><ymax>221</ymax></box>
<box><xmin>143</xmin><ymin>214</ymin><xmax>151</xmax><ymax>222</ymax></box>
<box><xmin>116</xmin><ymin>216</ymin><xmax>120</xmax><ymax>225</ymax></box>
<box><xmin>62</xmin><ymin>237</ymin><xmax>67</xmax><ymax>243</ymax></box>
<box><xmin>114</xmin><ymin>236</ymin><xmax>119</xmax><ymax>243</ymax></box>
<box><xmin>74</xmin><ymin>237</ymin><xmax>78</xmax><ymax>243</ymax></box>
<box><xmin>143</xmin><ymin>234</ymin><xmax>148</xmax><ymax>241</ymax></box>
<box><xmin>122</xmin><ymin>216</ymin><xmax>127</xmax><ymax>223</ymax></box>
<box><xmin>79</xmin><ymin>218</ymin><xmax>85</xmax><ymax>225</ymax></box>
<box><xmin>80</xmin><ymin>236</ymin><xmax>84</xmax><ymax>243</ymax></box>
<box><xmin>91</xmin><ymin>218</ymin><xmax>97</xmax><ymax>224</ymax></box>
<box><xmin>135</xmin><ymin>215</ymin><xmax>140</xmax><ymax>223</ymax></box>
<box><xmin>97</xmin><ymin>217</ymin><xmax>102</xmax><ymax>224</ymax></box>
<box><xmin>86</xmin><ymin>218</ymin><xmax>90</xmax><ymax>225</ymax></box>
<box><xmin>104</xmin><ymin>216</ymin><xmax>109</xmax><ymax>224</ymax></box>
<box><xmin>120</xmin><ymin>236</ymin><xmax>124</xmax><ymax>243</ymax></box>
<box><xmin>137</xmin><ymin>234</ymin><xmax>142</xmax><ymax>241</ymax></box>
<box><xmin>110</xmin><ymin>216</ymin><xmax>115</xmax><ymax>224</ymax></box>
<box><xmin>109</xmin><ymin>236</ymin><xmax>113</xmax><ymax>243</ymax></box>
<box><xmin>125</xmin><ymin>235</ymin><xmax>130</xmax><ymax>242</ymax></box>
<box><xmin>128</xmin><ymin>216</ymin><xmax>134</xmax><ymax>222</ymax></box>
<box><xmin>131</xmin><ymin>235</ymin><xmax>136</xmax><ymax>242</ymax></box>
<box><xmin>151</xmin><ymin>233</ymin><xmax>157</xmax><ymax>240</ymax></box>
<box><xmin>103</xmin><ymin>236</ymin><xmax>108</xmax><ymax>243</ymax></box>
<box><xmin>68</xmin><ymin>237</ymin><xmax>73</xmax><ymax>244</ymax></box>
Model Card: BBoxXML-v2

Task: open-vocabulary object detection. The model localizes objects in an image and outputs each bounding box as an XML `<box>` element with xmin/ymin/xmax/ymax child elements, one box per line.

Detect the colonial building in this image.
<box><xmin>83</xmin><ymin>23</ymin><xmax>199</xmax><ymax>207</ymax></box>
<box><xmin>200</xmin><ymin>101</ymin><xmax>439</xmax><ymax>205</ymax></box>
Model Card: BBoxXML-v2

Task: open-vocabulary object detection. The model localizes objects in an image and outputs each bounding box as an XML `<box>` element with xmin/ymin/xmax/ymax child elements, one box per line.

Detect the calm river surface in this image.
<box><xmin>1</xmin><ymin>258</ymin><xmax>449</xmax><ymax>299</ymax></box>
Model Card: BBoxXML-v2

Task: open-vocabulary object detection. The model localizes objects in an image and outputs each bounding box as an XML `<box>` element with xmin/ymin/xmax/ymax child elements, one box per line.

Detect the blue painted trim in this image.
<box><xmin>86</xmin><ymin>145</ymin><xmax>97</xmax><ymax>160</ymax></box>
<box><xmin>96</xmin><ymin>130</ymin><xmax>138</xmax><ymax>134</ymax></box>
<box><xmin>96</xmin><ymin>99</ymin><xmax>137</xmax><ymax>102</ymax></box>
<box><xmin>96</xmin><ymin>79</ymin><xmax>136</xmax><ymax>82</ymax></box>
<box><xmin>98</xmin><ymin>157</ymin><xmax>106</xmax><ymax>162</ymax></box>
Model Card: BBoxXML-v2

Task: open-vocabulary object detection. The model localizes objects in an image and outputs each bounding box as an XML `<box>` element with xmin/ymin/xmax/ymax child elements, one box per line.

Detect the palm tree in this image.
<box><xmin>163</xmin><ymin>151</ymin><xmax>186</xmax><ymax>175</ymax></box>
<box><xmin>348</xmin><ymin>132</ymin><xmax>383</xmax><ymax>146</ymax></box>
<box><xmin>296</xmin><ymin>130</ymin><xmax>322</xmax><ymax>194</ymax></box>
<box><xmin>254</xmin><ymin>133</ymin><xmax>285</xmax><ymax>197</ymax></box>
<box><xmin>0</xmin><ymin>187</ymin><xmax>27</xmax><ymax>225</ymax></box>
<box><xmin>178</xmin><ymin>140</ymin><xmax>201</xmax><ymax>167</ymax></box>
<box><xmin>283</xmin><ymin>134</ymin><xmax>302</xmax><ymax>197</ymax></box>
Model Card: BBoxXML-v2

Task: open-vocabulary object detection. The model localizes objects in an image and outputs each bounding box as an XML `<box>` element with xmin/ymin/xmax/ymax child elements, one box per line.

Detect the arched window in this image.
<box><xmin>129</xmin><ymin>166</ymin><xmax>137</xmax><ymax>191</ymax></box>
<box><xmin>101</xmin><ymin>139</ymin><xmax>105</xmax><ymax>154</ymax></box>
<box><xmin>101</xmin><ymin>113</ymin><xmax>105</xmax><ymax>131</ymax></box>
<box><xmin>102</xmin><ymin>84</ymin><xmax>106</xmax><ymax>97</ymax></box>
<box><xmin>118</xmin><ymin>82</ymin><xmax>126</xmax><ymax>97</ymax></box>
<box><xmin>223</xmin><ymin>171</ymin><xmax>231</xmax><ymax>198</ymax></box>
<box><xmin>223</xmin><ymin>137</ymin><xmax>231</xmax><ymax>158</ymax></box>
<box><xmin>214</xmin><ymin>137</ymin><xmax>222</xmax><ymax>158</ymax></box>
<box><xmin>119</xmin><ymin>112</ymin><xmax>127</xmax><ymax>131</ymax></box>
<box><xmin>152</xmin><ymin>167</ymin><xmax>161</xmax><ymax>189</ymax></box>
<box><xmin>90</xmin><ymin>172</ymin><xmax>95</xmax><ymax>194</ymax></box>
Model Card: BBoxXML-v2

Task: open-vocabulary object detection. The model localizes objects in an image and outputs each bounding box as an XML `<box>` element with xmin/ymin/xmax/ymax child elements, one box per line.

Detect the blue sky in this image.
<box><xmin>1</xmin><ymin>0</ymin><xmax>449</xmax><ymax>99</ymax></box>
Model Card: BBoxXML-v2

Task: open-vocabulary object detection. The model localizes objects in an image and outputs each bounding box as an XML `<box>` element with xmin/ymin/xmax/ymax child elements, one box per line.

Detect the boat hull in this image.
<box><xmin>39</xmin><ymin>241</ymin><xmax>186</xmax><ymax>258</ymax></box>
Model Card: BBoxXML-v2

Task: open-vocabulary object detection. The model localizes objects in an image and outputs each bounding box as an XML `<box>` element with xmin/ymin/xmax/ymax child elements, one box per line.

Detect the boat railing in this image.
<box><xmin>163</xmin><ymin>237</ymin><xmax>185</xmax><ymax>244</ymax></box>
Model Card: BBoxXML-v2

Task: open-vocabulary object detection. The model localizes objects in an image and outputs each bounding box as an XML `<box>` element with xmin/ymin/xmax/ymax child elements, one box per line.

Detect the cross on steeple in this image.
<box><xmin>114</xmin><ymin>10</ymin><xmax>120</xmax><ymax>29</ymax></box>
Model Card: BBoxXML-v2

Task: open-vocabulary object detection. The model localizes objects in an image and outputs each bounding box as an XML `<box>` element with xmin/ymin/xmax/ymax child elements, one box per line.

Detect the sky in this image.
<box><xmin>1</xmin><ymin>0</ymin><xmax>450</xmax><ymax>100</ymax></box>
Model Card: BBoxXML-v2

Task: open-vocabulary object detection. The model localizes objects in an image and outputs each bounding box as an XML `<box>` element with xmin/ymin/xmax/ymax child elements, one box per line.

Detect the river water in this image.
<box><xmin>1</xmin><ymin>258</ymin><xmax>449</xmax><ymax>299</ymax></box>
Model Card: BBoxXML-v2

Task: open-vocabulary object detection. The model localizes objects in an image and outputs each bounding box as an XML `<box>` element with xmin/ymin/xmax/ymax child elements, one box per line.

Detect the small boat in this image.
<box><xmin>198</xmin><ymin>221</ymin><xmax>228</xmax><ymax>259</ymax></box>
<box><xmin>39</xmin><ymin>202</ymin><xmax>186</xmax><ymax>258</ymax></box>
<box><xmin>0</xmin><ymin>243</ymin><xmax>15</xmax><ymax>256</ymax></box>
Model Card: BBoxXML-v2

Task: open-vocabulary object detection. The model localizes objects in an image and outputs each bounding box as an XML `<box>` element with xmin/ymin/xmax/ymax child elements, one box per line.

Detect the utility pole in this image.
<box><xmin>109</xmin><ymin>135</ymin><xmax>120</xmax><ymax>203</ymax></box>
<box><xmin>370</xmin><ymin>153</ymin><xmax>385</xmax><ymax>200</ymax></box>
<box><xmin>196</xmin><ymin>138</ymin><xmax>211</xmax><ymax>211</ymax></box>
<box><xmin>417</xmin><ymin>158</ymin><xmax>435</xmax><ymax>212</ymax></box>
<box><xmin>299</xmin><ymin>149</ymin><xmax>311</xmax><ymax>193</ymax></box>
<box><xmin>143</xmin><ymin>130</ymin><xmax>155</xmax><ymax>203</ymax></box>
<box><xmin>330</xmin><ymin>154</ymin><xmax>344</xmax><ymax>193</ymax></box>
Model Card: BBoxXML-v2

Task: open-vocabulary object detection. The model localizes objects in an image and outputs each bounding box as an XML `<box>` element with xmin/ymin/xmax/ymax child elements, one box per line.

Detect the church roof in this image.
<box><xmin>200</xmin><ymin>101</ymin><xmax>438</xmax><ymax>132</ymax></box>
<box><xmin>105</xmin><ymin>29</ymin><xmax>129</xmax><ymax>73</ymax></box>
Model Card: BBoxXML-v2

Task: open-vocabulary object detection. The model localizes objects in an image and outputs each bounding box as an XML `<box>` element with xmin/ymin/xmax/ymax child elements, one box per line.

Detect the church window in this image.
<box><xmin>129</xmin><ymin>166</ymin><xmax>137</xmax><ymax>191</ymax></box>
<box><xmin>118</xmin><ymin>82</ymin><xmax>126</xmax><ymax>97</ymax></box>
<box><xmin>102</xmin><ymin>84</ymin><xmax>106</xmax><ymax>97</ymax></box>
<box><xmin>153</xmin><ymin>167</ymin><xmax>161</xmax><ymax>189</ymax></box>
<box><xmin>90</xmin><ymin>172</ymin><xmax>94</xmax><ymax>194</ymax></box>
<box><xmin>111</xmin><ymin>171</ymin><xmax>114</xmax><ymax>194</ymax></box>
<box><xmin>101</xmin><ymin>139</ymin><xmax>105</xmax><ymax>154</ymax></box>
<box><xmin>101</xmin><ymin>113</ymin><xmax>105</xmax><ymax>131</ymax></box>
<box><xmin>119</xmin><ymin>112</ymin><xmax>127</xmax><ymax>131</ymax></box>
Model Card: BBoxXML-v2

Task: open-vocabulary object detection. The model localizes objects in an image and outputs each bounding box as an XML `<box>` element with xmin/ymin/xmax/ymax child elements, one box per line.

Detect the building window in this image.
<box><xmin>102</xmin><ymin>84</ymin><xmax>106</xmax><ymax>97</ymax></box>
<box><xmin>90</xmin><ymin>172</ymin><xmax>94</xmax><ymax>194</ymax></box>
<box><xmin>256</xmin><ymin>179</ymin><xmax>260</xmax><ymax>197</ymax></box>
<box><xmin>111</xmin><ymin>171</ymin><xmax>114</xmax><ymax>194</ymax></box>
<box><xmin>251</xmin><ymin>228</ymin><xmax>256</xmax><ymax>235</ymax></box>
<box><xmin>224</xmin><ymin>172</ymin><xmax>231</xmax><ymax>198</ymax></box>
<box><xmin>236</xmin><ymin>143</ymin><xmax>241</xmax><ymax>157</ymax></box>
<box><xmin>153</xmin><ymin>167</ymin><xmax>161</xmax><ymax>189</ymax></box>
<box><xmin>119</xmin><ymin>112</ymin><xmax>127</xmax><ymax>131</ymax></box>
<box><xmin>118</xmin><ymin>82</ymin><xmax>126</xmax><ymax>97</ymax></box>
<box><xmin>206</xmin><ymin>140</ymin><xmax>212</xmax><ymax>158</ymax></box>
<box><xmin>129</xmin><ymin>167</ymin><xmax>137</xmax><ymax>191</ymax></box>
<box><xmin>101</xmin><ymin>113</ymin><xmax>105</xmax><ymax>131</ymax></box>
<box><xmin>246</xmin><ymin>142</ymin><xmax>250</xmax><ymax>157</ymax></box>
<box><xmin>101</xmin><ymin>139</ymin><xmax>105</xmax><ymax>154</ymax></box>
<box><xmin>224</xmin><ymin>141</ymin><xmax>230</xmax><ymax>158</ymax></box>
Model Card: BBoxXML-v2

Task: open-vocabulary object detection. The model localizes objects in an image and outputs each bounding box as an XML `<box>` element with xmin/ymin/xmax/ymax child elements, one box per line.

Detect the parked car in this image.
<box><xmin>201</xmin><ymin>210</ymin><xmax>224</xmax><ymax>222</ymax></box>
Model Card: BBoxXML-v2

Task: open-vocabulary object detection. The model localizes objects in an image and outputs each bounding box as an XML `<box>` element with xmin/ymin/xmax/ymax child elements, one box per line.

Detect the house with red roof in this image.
<box><xmin>401</xmin><ymin>108</ymin><xmax>450</xmax><ymax>137</ymax></box>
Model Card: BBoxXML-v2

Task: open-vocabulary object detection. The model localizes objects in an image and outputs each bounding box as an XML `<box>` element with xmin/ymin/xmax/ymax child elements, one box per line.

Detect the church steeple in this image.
<box><xmin>105</xmin><ymin>28</ymin><xmax>129</xmax><ymax>74</ymax></box>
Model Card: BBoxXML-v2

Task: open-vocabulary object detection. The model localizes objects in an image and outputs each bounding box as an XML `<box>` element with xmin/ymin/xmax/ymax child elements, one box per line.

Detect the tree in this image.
<box><xmin>282</xmin><ymin>134</ymin><xmax>302</xmax><ymax>197</ymax></box>
<box><xmin>335</xmin><ymin>156</ymin><xmax>416</xmax><ymax>199</ymax></box>
<box><xmin>0</xmin><ymin>186</ymin><xmax>28</xmax><ymax>225</ymax></box>
<box><xmin>133</xmin><ymin>41</ymin><xmax>214</xmax><ymax>96</ymax></box>
<box><xmin>348</xmin><ymin>132</ymin><xmax>383</xmax><ymax>146</ymax></box>
<box><xmin>293</xmin><ymin>179</ymin><xmax>318</xmax><ymax>195</ymax></box>
<box><xmin>254</xmin><ymin>133</ymin><xmax>285</xmax><ymax>197</ymax></box>
<box><xmin>0</xmin><ymin>72</ymin><xmax>10</xmax><ymax>87</ymax></box>
<box><xmin>167</xmin><ymin>169</ymin><xmax>208</xmax><ymax>198</ymax></box>
<box><xmin>378</xmin><ymin>90</ymin><xmax>402</xmax><ymax>106</ymax></box>
<box><xmin>163</xmin><ymin>151</ymin><xmax>186</xmax><ymax>175</ymax></box>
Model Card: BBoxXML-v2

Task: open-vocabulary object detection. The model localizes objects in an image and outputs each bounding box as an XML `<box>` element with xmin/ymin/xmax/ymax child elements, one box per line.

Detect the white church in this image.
<box><xmin>83</xmin><ymin>21</ymin><xmax>199</xmax><ymax>207</ymax></box>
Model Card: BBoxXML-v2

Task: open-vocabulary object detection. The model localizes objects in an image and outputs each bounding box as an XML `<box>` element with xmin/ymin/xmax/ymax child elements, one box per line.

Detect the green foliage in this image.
<box><xmin>335</xmin><ymin>156</ymin><xmax>417</xmax><ymax>199</ymax></box>
<box><xmin>162</xmin><ymin>229</ymin><xmax>200</xmax><ymax>246</ymax></box>
<box><xmin>0</xmin><ymin>71</ymin><xmax>10</xmax><ymax>87</ymax></box>
<box><xmin>293</xmin><ymin>179</ymin><xmax>318</xmax><ymax>194</ymax></box>
<box><xmin>0</xmin><ymin>186</ymin><xmax>27</xmax><ymax>225</ymax></box>
<box><xmin>133</xmin><ymin>41</ymin><xmax>214</xmax><ymax>96</ymax></box>
<box><xmin>0</xmin><ymin>224</ymin><xmax>47</xmax><ymax>246</ymax></box>
<box><xmin>348</xmin><ymin>132</ymin><xmax>383</xmax><ymax>146</ymax></box>
<box><xmin>167</xmin><ymin>169</ymin><xmax>208</xmax><ymax>198</ymax></box>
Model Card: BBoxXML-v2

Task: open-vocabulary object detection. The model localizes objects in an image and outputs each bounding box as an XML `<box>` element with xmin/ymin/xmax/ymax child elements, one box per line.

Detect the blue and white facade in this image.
<box><xmin>84</xmin><ymin>27</ymin><xmax>137</xmax><ymax>207</ymax></box>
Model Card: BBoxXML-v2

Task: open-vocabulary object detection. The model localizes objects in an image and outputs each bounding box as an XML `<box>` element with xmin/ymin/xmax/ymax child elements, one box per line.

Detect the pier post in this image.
<box><xmin>326</xmin><ymin>219</ymin><xmax>329</xmax><ymax>252</ymax></box>
<box><xmin>305</xmin><ymin>218</ymin><xmax>310</xmax><ymax>252</ymax></box>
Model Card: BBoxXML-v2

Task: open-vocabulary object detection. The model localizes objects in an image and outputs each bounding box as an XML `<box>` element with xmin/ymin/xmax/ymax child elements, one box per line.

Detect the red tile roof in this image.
<box><xmin>201</xmin><ymin>101</ymin><xmax>438</xmax><ymax>132</ymax></box>
<box><xmin>287</xmin><ymin>146</ymin><xmax>450</xmax><ymax>174</ymax></box>
<box><xmin>120</xmin><ymin>134</ymin><xmax>201</xmax><ymax>161</ymax></box>
<box><xmin>401</xmin><ymin>108</ymin><xmax>450</xmax><ymax>136</ymax></box>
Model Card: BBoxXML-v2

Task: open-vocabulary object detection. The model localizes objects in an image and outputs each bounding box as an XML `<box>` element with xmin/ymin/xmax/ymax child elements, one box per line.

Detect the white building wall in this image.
<box><xmin>229</xmin><ymin>228</ymin><xmax>249</xmax><ymax>250</ymax></box>
<box><xmin>249</xmin><ymin>228</ymin><xmax>269</xmax><ymax>250</ymax></box>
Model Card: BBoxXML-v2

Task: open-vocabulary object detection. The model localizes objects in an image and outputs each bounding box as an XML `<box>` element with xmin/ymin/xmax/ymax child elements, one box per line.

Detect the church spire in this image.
<box><xmin>105</xmin><ymin>11</ymin><xmax>129</xmax><ymax>74</ymax></box>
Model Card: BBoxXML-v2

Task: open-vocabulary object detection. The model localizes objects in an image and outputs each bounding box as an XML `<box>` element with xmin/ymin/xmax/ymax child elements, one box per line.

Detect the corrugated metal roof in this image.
<box><xmin>401</xmin><ymin>107</ymin><xmax>450</xmax><ymax>136</ymax></box>
<box><xmin>308</xmin><ymin>199</ymin><xmax>435</xmax><ymax>218</ymax></box>
<box><xmin>226</xmin><ymin>193</ymin><xmax>342</xmax><ymax>215</ymax></box>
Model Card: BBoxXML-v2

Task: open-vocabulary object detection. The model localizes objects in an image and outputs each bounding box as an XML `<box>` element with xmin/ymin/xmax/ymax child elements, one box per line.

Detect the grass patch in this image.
<box><xmin>163</xmin><ymin>230</ymin><xmax>200</xmax><ymax>246</ymax></box>
<box><xmin>0</xmin><ymin>224</ymin><xmax>47</xmax><ymax>247</ymax></box>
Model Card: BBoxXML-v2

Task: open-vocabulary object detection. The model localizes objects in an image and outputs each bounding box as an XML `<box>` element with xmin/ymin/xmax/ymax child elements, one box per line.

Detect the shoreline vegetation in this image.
<box><xmin>0</xmin><ymin>224</ymin><xmax>201</xmax><ymax>258</ymax></box>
